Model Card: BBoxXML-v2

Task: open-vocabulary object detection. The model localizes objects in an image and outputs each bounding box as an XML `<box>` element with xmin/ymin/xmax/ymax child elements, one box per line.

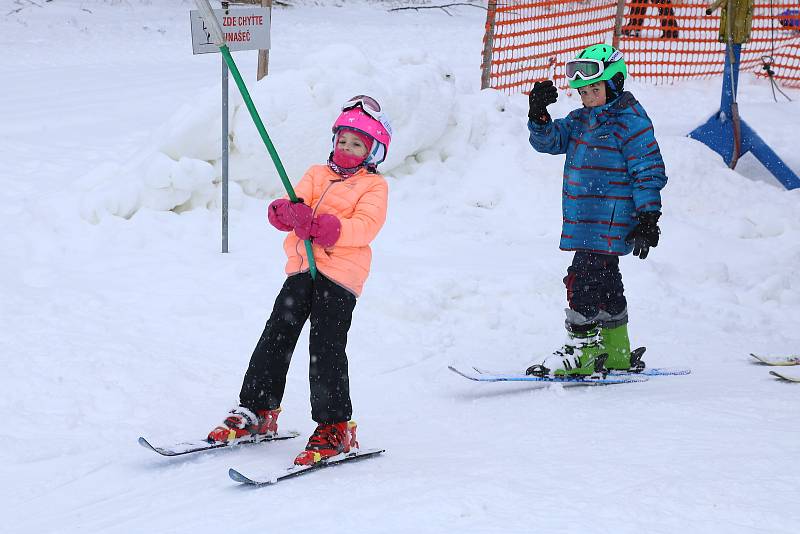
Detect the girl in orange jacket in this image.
<box><xmin>208</xmin><ymin>96</ymin><xmax>391</xmax><ymax>466</ymax></box>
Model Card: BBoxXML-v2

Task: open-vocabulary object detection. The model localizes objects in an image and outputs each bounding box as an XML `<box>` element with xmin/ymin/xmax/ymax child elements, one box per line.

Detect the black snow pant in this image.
<box><xmin>563</xmin><ymin>251</ymin><xmax>628</xmax><ymax>329</ymax></box>
<box><xmin>239</xmin><ymin>272</ymin><xmax>356</xmax><ymax>424</ymax></box>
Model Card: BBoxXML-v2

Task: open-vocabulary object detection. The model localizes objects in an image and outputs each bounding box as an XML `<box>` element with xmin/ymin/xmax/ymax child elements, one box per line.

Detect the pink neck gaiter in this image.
<box><xmin>331</xmin><ymin>148</ymin><xmax>367</xmax><ymax>169</ymax></box>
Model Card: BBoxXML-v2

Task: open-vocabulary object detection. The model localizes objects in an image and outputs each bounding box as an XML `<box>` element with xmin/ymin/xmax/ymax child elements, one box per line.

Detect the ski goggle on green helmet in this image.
<box><xmin>565</xmin><ymin>44</ymin><xmax>628</xmax><ymax>89</ymax></box>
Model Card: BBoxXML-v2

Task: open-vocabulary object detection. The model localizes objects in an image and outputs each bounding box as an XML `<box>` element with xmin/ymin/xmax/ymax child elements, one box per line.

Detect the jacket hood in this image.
<box><xmin>607</xmin><ymin>91</ymin><xmax>639</xmax><ymax>114</ymax></box>
<box><xmin>582</xmin><ymin>91</ymin><xmax>640</xmax><ymax>126</ymax></box>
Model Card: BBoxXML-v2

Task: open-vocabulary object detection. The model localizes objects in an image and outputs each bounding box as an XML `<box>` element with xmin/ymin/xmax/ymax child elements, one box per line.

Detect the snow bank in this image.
<box><xmin>79</xmin><ymin>44</ymin><xmax>455</xmax><ymax>223</ymax></box>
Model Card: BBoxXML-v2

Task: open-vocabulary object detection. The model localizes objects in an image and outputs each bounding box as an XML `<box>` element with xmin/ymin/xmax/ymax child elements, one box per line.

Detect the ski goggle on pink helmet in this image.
<box><xmin>332</xmin><ymin>95</ymin><xmax>393</xmax><ymax>165</ymax></box>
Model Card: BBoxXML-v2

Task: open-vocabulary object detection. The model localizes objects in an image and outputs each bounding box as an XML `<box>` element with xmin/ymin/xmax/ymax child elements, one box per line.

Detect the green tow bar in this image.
<box><xmin>194</xmin><ymin>0</ymin><xmax>316</xmax><ymax>277</ymax></box>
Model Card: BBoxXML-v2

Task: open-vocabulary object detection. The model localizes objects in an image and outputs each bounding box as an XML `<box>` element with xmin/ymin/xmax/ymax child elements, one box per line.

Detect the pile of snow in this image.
<box><xmin>78</xmin><ymin>45</ymin><xmax>455</xmax><ymax>222</ymax></box>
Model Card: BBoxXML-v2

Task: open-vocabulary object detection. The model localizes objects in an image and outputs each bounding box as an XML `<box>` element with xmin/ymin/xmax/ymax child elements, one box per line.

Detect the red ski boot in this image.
<box><xmin>207</xmin><ymin>406</ymin><xmax>280</xmax><ymax>443</ymax></box>
<box><xmin>294</xmin><ymin>421</ymin><xmax>359</xmax><ymax>465</ymax></box>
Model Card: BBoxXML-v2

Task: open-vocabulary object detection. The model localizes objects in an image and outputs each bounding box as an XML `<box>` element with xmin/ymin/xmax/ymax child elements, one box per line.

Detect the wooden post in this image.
<box><xmin>257</xmin><ymin>0</ymin><xmax>272</xmax><ymax>80</ymax></box>
<box><xmin>227</xmin><ymin>0</ymin><xmax>271</xmax><ymax>80</ymax></box>
<box><xmin>613</xmin><ymin>0</ymin><xmax>626</xmax><ymax>49</ymax></box>
<box><xmin>480</xmin><ymin>0</ymin><xmax>498</xmax><ymax>90</ymax></box>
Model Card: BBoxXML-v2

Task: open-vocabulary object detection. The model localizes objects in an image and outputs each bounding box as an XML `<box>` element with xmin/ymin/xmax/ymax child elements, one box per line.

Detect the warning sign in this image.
<box><xmin>190</xmin><ymin>7</ymin><xmax>271</xmax><ymax>54</ymax></box>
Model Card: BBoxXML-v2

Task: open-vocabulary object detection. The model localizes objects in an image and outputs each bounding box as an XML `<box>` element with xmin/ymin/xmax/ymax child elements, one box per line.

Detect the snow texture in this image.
<box><xmin>2</xmin><ymin>1</ymin><xmax>799</xmax><ymax>533</ymax></box>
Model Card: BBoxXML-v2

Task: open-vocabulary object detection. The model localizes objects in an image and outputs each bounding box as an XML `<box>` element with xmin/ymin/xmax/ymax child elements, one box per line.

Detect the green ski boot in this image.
<box><xmin>601</xmin><ymin>324</ymin><xmax>646</xmax><ymax>372</ymax></box>
<box><xmin>526</xmin><ymin>325</ymin><xmax>609</xmax><ymax>377</ymax></box>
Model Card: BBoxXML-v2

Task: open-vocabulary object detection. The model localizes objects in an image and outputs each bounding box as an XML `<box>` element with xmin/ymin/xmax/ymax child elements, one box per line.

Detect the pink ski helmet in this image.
<box><xmin>332</xmin><ymin>96</ymin><xmax>392</xmax><ymax>165</ymax></box>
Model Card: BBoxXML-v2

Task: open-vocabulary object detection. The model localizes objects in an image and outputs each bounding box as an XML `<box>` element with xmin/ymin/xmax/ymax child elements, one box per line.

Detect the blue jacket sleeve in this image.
<box><xmin>618</xmin><ymin>114</ymin><xmax>667</xmax><ymax>213</ymax></box>
<box><xmin>527</xmin><ymin>116</ymin><xmax>573</xmax><ymax>155</ymax></box>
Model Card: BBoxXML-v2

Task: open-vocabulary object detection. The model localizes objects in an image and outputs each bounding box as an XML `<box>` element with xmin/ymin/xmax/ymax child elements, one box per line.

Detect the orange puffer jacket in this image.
<box><xmin>281</xmin><ymin>164</ymin><xmax>388</xmax><ymax>297</ymax></box>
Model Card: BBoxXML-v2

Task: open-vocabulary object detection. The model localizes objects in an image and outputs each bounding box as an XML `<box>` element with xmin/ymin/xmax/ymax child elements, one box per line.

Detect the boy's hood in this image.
<box><xmin>606</xmin><ymin>91</ymin><xmax>640</xmax><ymax>115</ymax></box>
<box><xmin>581</xmin><ymin>91</ymin><xmax>642</xmax><ymax>126</ymax></box>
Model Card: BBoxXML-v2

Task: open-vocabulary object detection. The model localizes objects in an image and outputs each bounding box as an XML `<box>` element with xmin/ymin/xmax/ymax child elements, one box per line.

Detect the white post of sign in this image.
<box><xmin>190</xmin><ymin>1</ymin><xmax>271</xmax><ymax>253</ymax></box>
<box><xmin>221</xmin><ymin>1</ymin><xmax>230</xmax><ymax>253</ymax></box>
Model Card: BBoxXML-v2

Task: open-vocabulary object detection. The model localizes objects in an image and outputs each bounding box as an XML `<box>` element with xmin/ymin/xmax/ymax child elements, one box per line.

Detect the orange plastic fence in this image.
<box><xmin>483</xmin><ymin>0</ymin><xmax>800</xmax><ymax>92</ymax></box>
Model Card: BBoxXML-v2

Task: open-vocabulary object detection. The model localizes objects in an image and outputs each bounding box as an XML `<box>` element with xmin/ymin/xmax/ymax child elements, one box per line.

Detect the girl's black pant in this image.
<box><xmin>239</xmin><ymin>272</ymin><xmax>356</xmax><ymax>424</ymax></box>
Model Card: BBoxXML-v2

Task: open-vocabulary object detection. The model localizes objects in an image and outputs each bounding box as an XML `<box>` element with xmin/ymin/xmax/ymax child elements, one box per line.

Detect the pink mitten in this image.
<box><xmin>267</xmin><ymin>199</ymin><xmax>293</xmax><ymax>231</ymax></box>
<box><xmin>268</xmin><ymin>199</ymin><xmax>313</xmax><ymax>235</ymax></box>
<box><xmin>291</xmin><ymin>203</ymin><xmax>314</xmax><ymax>240</ymax></box>
<box><xmin>310</xmin><ymin>214</ymin><xmax>342</xmax><ymax>248</ymax></box>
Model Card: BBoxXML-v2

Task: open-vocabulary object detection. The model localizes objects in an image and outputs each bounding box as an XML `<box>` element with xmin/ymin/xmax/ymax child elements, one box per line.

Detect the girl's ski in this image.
<box><xmin>750</xmin><ymin>354</ymin><xmax>800</xmax><ymax>366</ymax></box>
<box><xmin>769</xmin><ymin>370</ymin><xmax>800</xmax><ymax>383</ymax></box>
<box><xmin>229</xmin><ymin>448</ymin><xmax>385</xmax><ymax>486</ymax></box>
<box><xmin>138</xmin><ymin>431</ymin><xmax>300</xmax><ymax>457</ymax></box>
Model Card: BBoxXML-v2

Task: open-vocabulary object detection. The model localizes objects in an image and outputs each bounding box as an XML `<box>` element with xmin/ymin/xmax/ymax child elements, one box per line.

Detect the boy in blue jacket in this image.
<box><xmin>525</xmin><ymin>44</ymin><xmax>667</xmax><ymax>378</ymax></box>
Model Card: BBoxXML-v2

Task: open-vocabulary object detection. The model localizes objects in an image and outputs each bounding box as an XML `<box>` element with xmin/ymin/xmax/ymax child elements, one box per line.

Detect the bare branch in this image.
<box><xmin>389</xmin><ymin>3</ymin><xmax>487</xmax><ymax>16</ymax></box>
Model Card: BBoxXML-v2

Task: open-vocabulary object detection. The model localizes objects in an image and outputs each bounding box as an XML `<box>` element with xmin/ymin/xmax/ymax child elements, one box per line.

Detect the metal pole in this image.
<box><xmin>222</xmin><ymin>55</ymin><xmax>230</xmax><ymax>253</ymax></box>
<box><xmin>195</xmin><ymin>0</ymin><xmax>317</xmax><ymax>275</ymax></box>
<box><xmin>222</xmin><ymin>1</ymin><xmax>230</xmax><ymax>253</ymax></box>
<box><xmin>724</xmin><ymin>0</ymin><xmax>741</xmax><ymax>168</ymax></box>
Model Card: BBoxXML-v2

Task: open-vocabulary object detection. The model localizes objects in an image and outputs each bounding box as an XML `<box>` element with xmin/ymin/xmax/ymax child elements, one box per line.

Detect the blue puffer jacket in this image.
<box><xmin>528</xmin><ymin>92</ymin><xmax>667</xmax><ymax>255</ymax></box>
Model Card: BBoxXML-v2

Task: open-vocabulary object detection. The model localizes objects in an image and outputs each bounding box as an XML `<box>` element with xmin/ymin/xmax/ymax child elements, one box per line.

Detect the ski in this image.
<box><xmin>472</xmin><ymin>366</ymin><xmax>690</xmax><ymax>378</ymax></box>
<box><xmin>769</xmin><ymin>370</ymin><xmax>800</xmax><ymax>383</ymax></box>
<box><xmin>448</xmin><ymin>365</ymin><xmax>648</xmax><ymax>385</ymax></box>
<box><xmin>609</xmin><ymin>367</ymin><xmax>691</xmax><ymax>377</ymax></box>
<box><xmin>138</xmin><ymin>430</ymin><xmax>300</xmax><ymax>457</ymax></box>
<box><xmin>229</xmin><ymin>448</ymin><xmax>385</xmax><ymax>486</ymax></box>
<box><xmin>749</xmin><ymin>353</ymin><xmax>800</xmax><ymax>366</ymax></box>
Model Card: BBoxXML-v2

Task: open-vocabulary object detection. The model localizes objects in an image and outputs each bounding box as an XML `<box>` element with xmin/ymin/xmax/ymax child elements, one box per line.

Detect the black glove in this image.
<box><xmin>625</xmin><ymin>211</ymin><xmax>661</xmax><ymax>259</ymax></box>
<box><xmin>528</xmin><ymin>80</ymin><xmax>558</xmax><ymax>124</ymax></box>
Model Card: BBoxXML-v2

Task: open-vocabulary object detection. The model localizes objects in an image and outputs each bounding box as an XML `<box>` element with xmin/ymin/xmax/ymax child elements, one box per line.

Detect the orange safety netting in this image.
<box><xmin>482</xmin><ymin>0</ymin><xmax>800</xmax><ymax>92</ymax></box>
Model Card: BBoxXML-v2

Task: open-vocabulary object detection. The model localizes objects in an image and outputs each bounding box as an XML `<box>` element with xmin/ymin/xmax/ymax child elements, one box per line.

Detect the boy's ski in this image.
<box><xmin>749</xmin><ymin>353</ymin><xmax>800</xmax><ymax>366</ymax></box>
<box><xmin>769</xmin><ymin>370</ymin><xmax>800</xmax><ymax>383</ymax></box>
<box><xmin>609</xmin><ymin>367</ymin><xmax>690</xmax><ymax>377</ymax></box>
<box><xmin>229</xmin><ymin>448</ymin><xmax>385</xmax><ymax>486</ymax></box>
<box><xmin>138</xmin><ymin>431</ymin><xmax>300</xmax><ymax>457</ymax></box>
<box><xmin>471</xmin><ymin>366</ymin><xmax>690</xmax><ymax>378</ymax></box>
<box><xmin>448</xmin><ymin>365</ymin><xmax>649</xmax><ymax>385</ymax></box>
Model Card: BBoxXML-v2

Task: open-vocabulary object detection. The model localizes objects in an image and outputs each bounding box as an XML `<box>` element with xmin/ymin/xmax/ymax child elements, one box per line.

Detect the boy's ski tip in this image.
<box><xmin>448</xmin><ymin>365</ymin><xmax>480</xmax><ymax>381</ymax></box>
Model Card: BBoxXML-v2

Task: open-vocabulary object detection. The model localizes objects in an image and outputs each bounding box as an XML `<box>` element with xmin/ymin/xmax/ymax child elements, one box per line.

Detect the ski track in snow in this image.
<box><xmin>2</xmin><ymin>1</ymin><xmax>800</xmax><ymax>533</ymax></box>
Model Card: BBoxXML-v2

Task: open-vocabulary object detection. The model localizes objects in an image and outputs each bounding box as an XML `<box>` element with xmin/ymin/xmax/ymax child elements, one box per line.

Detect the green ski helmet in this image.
<box><xmin>566</xmin><ymin>44</ymin><xmax>628</xmax><ymax>90</ymax></box>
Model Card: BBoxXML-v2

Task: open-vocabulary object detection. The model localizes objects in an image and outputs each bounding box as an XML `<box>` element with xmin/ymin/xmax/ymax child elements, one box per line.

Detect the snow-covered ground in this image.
<box><xmin>2</xmin><ymin>1</ymin><xmax>800</xmax><ymax>532</ymax></box>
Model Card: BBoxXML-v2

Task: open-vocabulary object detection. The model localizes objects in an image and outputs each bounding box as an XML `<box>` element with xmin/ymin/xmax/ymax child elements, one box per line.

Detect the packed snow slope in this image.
<box><xmin>2</xmin><ymin>1</ymin><xmax>799</xmax><ymax>533</ymax></box>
